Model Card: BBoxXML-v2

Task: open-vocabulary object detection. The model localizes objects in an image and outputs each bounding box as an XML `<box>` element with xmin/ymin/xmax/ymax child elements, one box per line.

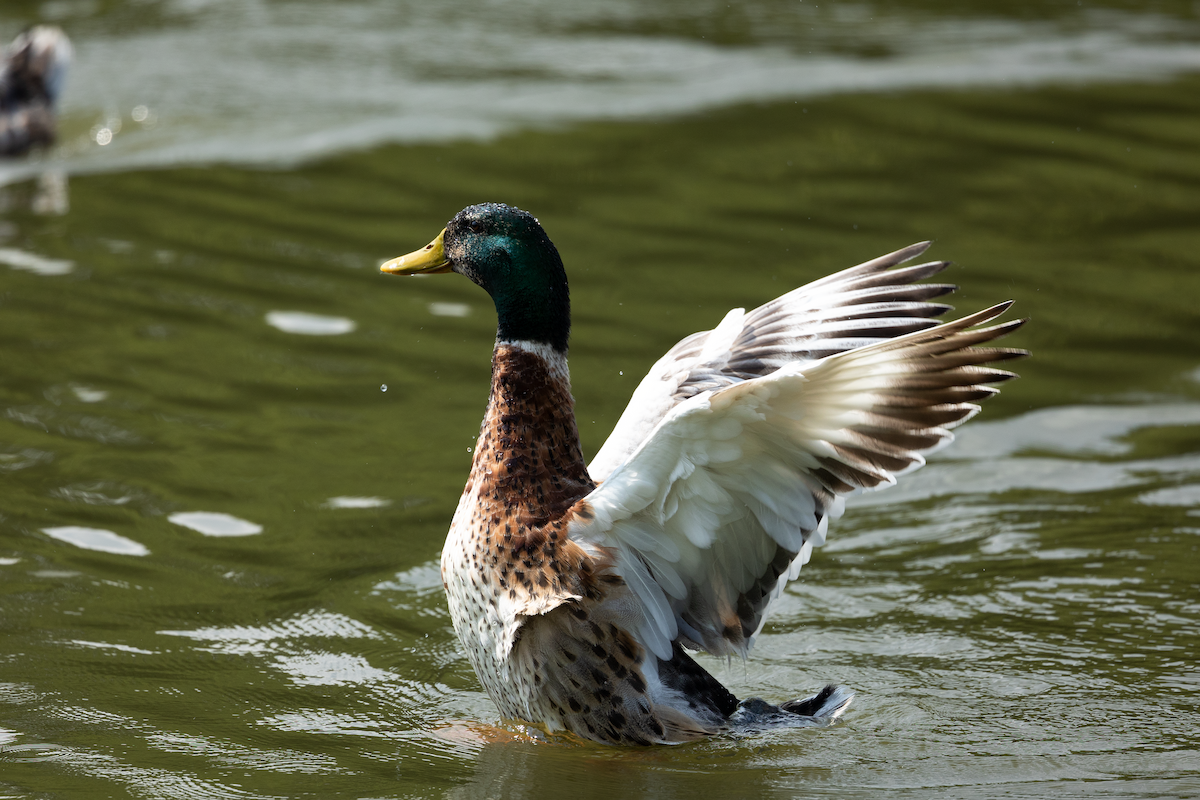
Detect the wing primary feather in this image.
<box><xmin>582</xmin><ymin>245</ymin><xmax>1026</xmax><ymax>663</ymax></box>
<box><xmin>798</xmin><ymin>241</ymin><xmax>933</xmax><ymax>292</ymax></box>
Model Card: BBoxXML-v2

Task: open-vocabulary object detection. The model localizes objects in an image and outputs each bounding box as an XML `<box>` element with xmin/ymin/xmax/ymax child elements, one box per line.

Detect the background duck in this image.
<box><xmin>0</xmin><ymin>25</ymin><xmax>72</xmax><ymax>156</ymax></box>
<box><xmin>381</xmin><ymin>203</ymin><xmax>1026</xmax><ymax>745</ymax></box>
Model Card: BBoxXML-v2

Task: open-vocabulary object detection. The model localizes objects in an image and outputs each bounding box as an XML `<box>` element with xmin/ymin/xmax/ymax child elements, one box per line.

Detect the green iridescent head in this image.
<box><xmin>383</xmin><ymin>203</ymin><xmax>571</xmax><ymax>353</ymax></box>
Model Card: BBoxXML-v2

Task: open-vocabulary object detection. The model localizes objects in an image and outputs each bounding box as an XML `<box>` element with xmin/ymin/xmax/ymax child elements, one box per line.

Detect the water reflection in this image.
<box><xmin>1138</xmin><ymin>485</ymin><xmax>1200</xmax><ymax>510</ymax></box>
<box><xmin>69</xmin><ymin>639</ymin><xmax>158</xmax><ymax>655</ymax></box>
<box><xmin>41</xmin><ymin>525</ymin><xmax>149</xmax><ymax>555</ymax></box>
<box><xmin>168</xmin><ymin>511</ymin><xmax>263</xmax><ymax>537</ymax></box>
<box><xmin>265</xmin><ymin>310</ymin><xmax>357</xmax><ymax>335</ymax></box>
<box><xmin>0</xmin><ymin>445</ymin><xmax>53</xmax><ymax>472</ymax></box>
<box><xmin>324</xmin><ymin>495</ymin><xmax>391</xmax><ymax>508</ymax></box>
<box><xmin>0</xmin><ymin>245</ymin><xmax>73</xmax><ymax>274</ymax></box>
<box><xmin>950</xmin><ymin>402</ymin><xmax>1200</xmax><ymax>459</ymax></box>
<box><xmin>4</xmin><ymin>2</ymin><xmax>1200</xmax><ymax>182</ymax></box>
<box><xmin>160</xmin><ymin>610</ymin><xmax>383</xmax><ymax>657</ymax></box>
<box><xmin>429</xmin><ymin>302</ymin><xmax>471</xmax><ymax>318</ymax></box>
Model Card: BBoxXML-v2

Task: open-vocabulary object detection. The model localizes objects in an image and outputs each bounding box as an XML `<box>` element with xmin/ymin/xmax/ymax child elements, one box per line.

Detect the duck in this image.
<box><xmin>0</xmin><ymin>25</ymin><xmax>72</xmax><ymax>156</ymax></box>
<box><xmin>381</xmin><ymin>203</ymin><xmax>1025</xmax><ymax>745</ymax></box>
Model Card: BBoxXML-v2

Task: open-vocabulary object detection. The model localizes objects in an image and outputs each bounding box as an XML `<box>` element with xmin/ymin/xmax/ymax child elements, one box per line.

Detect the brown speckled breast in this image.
<box><xmin>459</xmin><ymin>343</ymin><xmax>598</xmax><ymax>601</ymax></box>
<box><xmin>439</xmin><ymin>342</ymin><xmax>702</xmax><ymax>744</ymax></box>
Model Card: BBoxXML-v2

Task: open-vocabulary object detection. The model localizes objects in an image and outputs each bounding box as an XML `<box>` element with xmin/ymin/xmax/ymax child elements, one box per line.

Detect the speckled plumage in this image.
<box><xmin>440</xmin><ymin>341</ymin><xmax>755</xmax><ymax>744</ymax></box>
<box><xmin>385</xmin><ymin>204</ymin><xmax>1026</xmax><ymax>745</ymax></box>
<box><xmin>442</xmin><ymin>342</ymin><xmax>657</xmax><ymax>743</ymax></box>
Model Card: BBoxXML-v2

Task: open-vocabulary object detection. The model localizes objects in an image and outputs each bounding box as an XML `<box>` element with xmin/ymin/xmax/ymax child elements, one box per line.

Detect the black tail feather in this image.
<box><xmin>780</xmin><ymin>684</ymin><xmax>854</xmax><ymax>718</ymax></box>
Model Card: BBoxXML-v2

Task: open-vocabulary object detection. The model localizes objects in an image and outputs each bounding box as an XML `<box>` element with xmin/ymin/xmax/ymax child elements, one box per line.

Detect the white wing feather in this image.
<box><xmin>588</xmin><ymin>241</ymin><xmax>956</xmax><ymax>482</ymax></box>
<box><xmin>574</xmin><ymin>265</ymin><xmax>1024</xmax><ymax>662</ymax></box>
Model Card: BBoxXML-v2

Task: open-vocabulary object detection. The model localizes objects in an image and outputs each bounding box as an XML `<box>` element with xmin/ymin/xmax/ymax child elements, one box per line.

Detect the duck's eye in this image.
<box><xmin>467</xmin><ymin>220</ymin><xmax>485</xmax><ymax>234</ymax></box>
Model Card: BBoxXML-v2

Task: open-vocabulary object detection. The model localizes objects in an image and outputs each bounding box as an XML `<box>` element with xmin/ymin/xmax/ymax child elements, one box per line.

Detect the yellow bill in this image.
<box><xmin>380</xmin><ymin>228</ymin><xmax>452</xmax><ymax>275</ymax></box>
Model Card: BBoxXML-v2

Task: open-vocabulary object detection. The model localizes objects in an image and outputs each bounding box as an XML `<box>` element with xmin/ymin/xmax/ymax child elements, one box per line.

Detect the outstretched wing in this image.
<box><xmin>588</xmin><ymin>242</ymin><xmax>955</xmax><ymax>482</ymax></box>
<box><xmin>570</xmin><ymin>302</ymin><xmax>1025</xmax><ymax>662</ymax></box>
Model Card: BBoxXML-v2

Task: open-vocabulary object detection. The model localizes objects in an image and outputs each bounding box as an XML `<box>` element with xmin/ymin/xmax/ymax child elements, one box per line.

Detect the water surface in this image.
<box><xmin>1</xmin><ymin>2</ymin><xmax>1199</xmax><ymax>798</ymax></box>
<box><xmin>3</xmin><ymin>0</ymin><xmax>1200</xmax><ymax>180</ymax></box>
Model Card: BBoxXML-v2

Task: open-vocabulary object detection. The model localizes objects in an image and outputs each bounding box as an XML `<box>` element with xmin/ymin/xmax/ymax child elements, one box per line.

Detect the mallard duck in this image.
<box><xmin>0</xmin><ymin>25</ymin><xmax>71</xmax><ymax>156</ymax></box>
<box><xmin>381</xmin><ymin>203</ymin><xmax>1025</xmax><ymax>745</ymax></box>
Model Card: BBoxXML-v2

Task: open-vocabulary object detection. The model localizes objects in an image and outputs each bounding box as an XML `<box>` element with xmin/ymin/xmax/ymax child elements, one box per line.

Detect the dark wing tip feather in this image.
<box><xmin>827</xmin><ymin>301</ymin><xmax>956</xmax><ymax>323</ymax></box>
<box><xmin>984</xmin><ymin>346</ymin><xmax>1030</xmax><ymax>362</ymax></box>
<box><xmin>945</xmin><ymin>300</ymin><xmax>1014</xmax><ymax>329</ymax></box>
<box><xmin>809</xmin><ymin>299</ymin><xmax>1028</xmax><ymax>499</ymax></box>
<box><xmin>802</xmin><ymin>242</ymin><xmax>936</xmax><ymax>292</ymax></box>
<box><xmin>897</xmin><ymin>241</ymin><xmax>934</xmax><ymax>261</ymax></box>
<box><xmin>853</xmin><ymin>241</ymin><xmax>936</xmax><ymax>274</ymax></box>
<box><xmin>848</xmin><ymin>262</ymin><xmax>953</xmax><ymax>292</ymax></box>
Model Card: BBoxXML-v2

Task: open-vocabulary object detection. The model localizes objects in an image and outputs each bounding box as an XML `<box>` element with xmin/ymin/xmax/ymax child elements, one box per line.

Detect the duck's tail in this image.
<box><xmin>730</xmin><ymin>685</ymin><xmax>854</xmax><ymax>732</ymax></box>
<box><xmin>780</xmin><ymin>684</ymin><xmax>855</xmax><ymax>719</ymax></box>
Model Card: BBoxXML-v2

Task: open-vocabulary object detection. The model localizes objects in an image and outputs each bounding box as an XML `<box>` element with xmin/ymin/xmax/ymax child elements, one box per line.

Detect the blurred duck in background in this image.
<box><xmin>0</xmin><ymin>25</ymin><xmax>72</xmax><ymax>156</ymax></box>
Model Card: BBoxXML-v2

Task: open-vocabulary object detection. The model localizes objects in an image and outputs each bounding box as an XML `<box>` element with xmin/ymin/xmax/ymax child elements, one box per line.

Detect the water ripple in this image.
<box><xmin>265</xmin><ymin>311</ymin><xmax>356</xmax><ymax>336</ymax></box>
<box><xmin>41</xmin><ymin>526</ymin><xmax>150</xmax><ymax>557</ymax></box>
<box><xmin>6</xmin><ymin>3</ymin><xmax>1199</xmax><ymax>183</ymax></box>
<box><xmin>168</xmin><ymin>511</ymin><xmax>263</xmax><ymax>537</ymax></box>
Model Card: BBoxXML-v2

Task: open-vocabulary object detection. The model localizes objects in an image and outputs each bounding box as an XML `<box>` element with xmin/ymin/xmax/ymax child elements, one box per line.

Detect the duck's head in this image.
<box><xmin>382</xmin><ymin>203</ymin><xmax>570</xmax><ymax>353</ymax></box>
<box><xmin>6</xmin><ymin>26</ymin><xmax>73</xmax><ymax>106</ymax></box>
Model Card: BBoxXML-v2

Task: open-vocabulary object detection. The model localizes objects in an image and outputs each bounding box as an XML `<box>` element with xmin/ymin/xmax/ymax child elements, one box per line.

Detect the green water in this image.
<box><xmin>2</xmin><ymin>76</ymin><xmax>1200</xmax><ymax>798</ymax></box>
